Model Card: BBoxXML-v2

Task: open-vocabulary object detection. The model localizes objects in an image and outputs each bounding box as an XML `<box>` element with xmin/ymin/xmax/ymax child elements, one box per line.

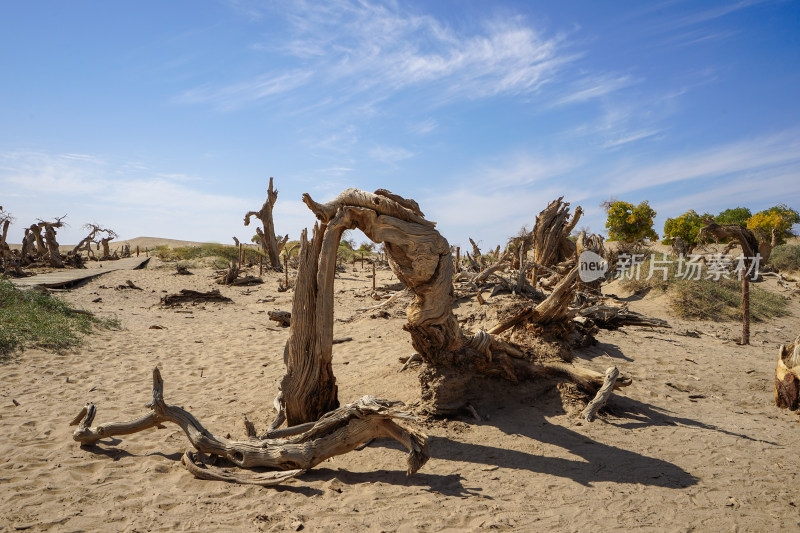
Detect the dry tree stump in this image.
<box><xmin>775</xmin><ymin>335</ymin><xmax>800</xmax><ymax>411</ymax></box>
<box><xmin>245</xmin><ymin>177</ymin><xmax>284</xmax><ymax>272</ymax></box>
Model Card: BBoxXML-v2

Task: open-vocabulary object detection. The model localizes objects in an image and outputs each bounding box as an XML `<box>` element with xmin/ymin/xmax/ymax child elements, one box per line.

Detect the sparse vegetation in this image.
<box><xmin>153</xmin><ymin>243</ymin><xmax>245</xmax><ymax>265</ymax></box>
<box><xmin>618</xmin><ymin>254</ymin><xmax>788</xmax><ymax>321</ymax></box>
<box><xmin>0</xmin><ymin>277</ymin><xmax>119</xmax><ymax>356</ymax></box>
<box><xmin>769</xmin><ymin>244</ymin><xmax>800</xmax><ymax>272</ymax></box>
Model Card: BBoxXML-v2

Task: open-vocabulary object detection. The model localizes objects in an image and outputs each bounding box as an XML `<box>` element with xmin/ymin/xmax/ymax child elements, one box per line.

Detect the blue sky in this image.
<box><xmin>2</xmin><ymin>0</ymin><xmax>799</xmax><ymax>249</ymax></box>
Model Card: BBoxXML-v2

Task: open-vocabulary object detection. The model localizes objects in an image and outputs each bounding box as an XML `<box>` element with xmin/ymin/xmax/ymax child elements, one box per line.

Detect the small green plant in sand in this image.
<box><xmin>0</xmin><ymin>277</ymin><xmax>119</xmax><ymax>357</ymax></box>
<box><xmin>617</xmin><ymin>254</ymin><xmax>788</xmax><ymax>321</ymax></box>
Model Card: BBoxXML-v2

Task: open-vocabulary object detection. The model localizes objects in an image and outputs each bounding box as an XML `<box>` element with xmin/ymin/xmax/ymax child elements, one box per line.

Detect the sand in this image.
<box><xmin>2</xmin><ymin>254</ymin><xmax>799</xmax><ymax>532</ymax></box>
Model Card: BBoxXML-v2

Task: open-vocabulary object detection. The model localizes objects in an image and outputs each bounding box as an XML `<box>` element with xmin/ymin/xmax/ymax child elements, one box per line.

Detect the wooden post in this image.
<box><xmin>360</xmin><ymin>251</ymin><xmax>364</xmax><ymax>270</ymax></box>
<box><xmin>372</xmin><ymin>261</ymin><xmax>376</xmax><ymax>291</ymax></box>
<box><xmin>284</xmin><ymin>255</ymin><xmax>288</xmax><ymax>286</ymax></box>
<box><xmin>259</xmin><ymin>253</ymin><xmax>263</xmax><ymax>276</ymax></box>
<box><xmin>455</xmin><ymin>247</ymin><xmax>460</xmax><ymax>273</ymax></box>
<box><xmin>136</xmin><ymin>246</ymin><xmax>139</xmax><ymax>257</ymax></box>
<box><xmin>742</xmin><ymin>276</ymin><xmax>750</xmax><ymax>345</ymax></box>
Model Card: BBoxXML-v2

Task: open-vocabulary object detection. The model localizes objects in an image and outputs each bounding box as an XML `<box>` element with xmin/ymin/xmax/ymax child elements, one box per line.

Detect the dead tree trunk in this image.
<box><xmin>576</xmin><ymin>231</ymin><xmax>606</xmax><ymax>296</ymax></box>
<box><xmin>295</xmin><ymin>189</ymin><xmax>628</xmax><ymax>416</ymax></box>
<box><xmin>0</xmin><ymin>209</ymin><xmax>21</xmax><ymax>274</ymax></box>
<box><xmin>245</xmin><ymin>177</ymin><xmax>283</xmax><ymax>272</ymax></box>
<box><xmin>533</xmin><ymin>197</ymin><xmax>582</xmax><ymax>270</ymax></box>
<box><xmin>699</xmin><ymin>221</ymin><xmax>760</xmax><ymax>345</ymax></box>
<box><xmin>43</xmin><ymin>223</ymin><xmax>64</xmax><ymax>268</ymax></box>
<box><xmin>280</xmin><ymin>218</ymin><xmax>348</xmax><ymax>425</ymax></box>
<box><xmin>775</xmin><ymin>335</ymin><xmax>800</xmax><ymax>410</ymax></box>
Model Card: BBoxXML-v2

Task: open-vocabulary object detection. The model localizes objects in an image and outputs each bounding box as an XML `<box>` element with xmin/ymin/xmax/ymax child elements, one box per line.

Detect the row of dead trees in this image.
<box><xmin>0</xmin><ymin>207</ymin><xmax>123</xmax><ymax>275</ymax></box>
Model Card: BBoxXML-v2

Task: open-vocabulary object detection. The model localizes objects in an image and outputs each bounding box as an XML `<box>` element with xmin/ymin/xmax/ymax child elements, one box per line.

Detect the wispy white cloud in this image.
<box><xmin>669</xmin><ymin>0</ymin><xmax>767</xmax><ymax>29</ymax></box>
<box><xmin>552</xmin><ymin>74</ymin><xmax>638</xmax><ymax>106</ymax></box>
<box><xmin>607</xmin><ymin>130</ymin><xmax>800</xmax><ymax>194</ymax></box>
<box><xmin>184</xmin><ymin>0</ymin><xmax>575</xmax><ymax>113</ymax></box>
<box><xmin>176</xmin><ymin>70</ymin><xmax>312</xmax><ymax>111</ymax></box>
<box><xmin>369</xmin><ymin>145</ymin><xmax>414</xmax><ymax>163</ymax></box>
<box><xmin>0</xmin><ymin>151</ymin><xmax>254</xmax><ymax>243</ymax></box>
<box><xmin>409</xmin><ymin>118</ymin><xmax>438</xmax><ymax>135</ymax></box>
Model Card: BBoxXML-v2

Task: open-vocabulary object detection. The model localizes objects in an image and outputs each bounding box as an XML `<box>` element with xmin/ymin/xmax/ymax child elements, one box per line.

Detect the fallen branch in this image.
<box><xmin>268</xmin><ymin>310</ymin><xmax>292</xmax><ymax>328</ymax></box>
<box><xmin>161</xmin><ymin>289</ymin><xmax>232</xmax><ymax>307</ymax></box>
<box><xmin>578</xmin><ymin>304</ymin><xmax>669</xmax><ymax>329</ymax></box>
<box><xmin>70</xmin><ymin>368</ymin><xmax>429</xmax><ymax>485</ymax></box>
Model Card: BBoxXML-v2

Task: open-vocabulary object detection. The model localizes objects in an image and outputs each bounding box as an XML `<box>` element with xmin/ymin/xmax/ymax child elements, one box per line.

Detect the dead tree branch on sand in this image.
<box><xmin>245</xmin><ymin>177</ymin><xmax>283</xmax><ymax>272</ymax></box>
<box><xmin>70</xmin><ymin>368</ymin><xmax>428</xmax><ymax>485</ymax></box>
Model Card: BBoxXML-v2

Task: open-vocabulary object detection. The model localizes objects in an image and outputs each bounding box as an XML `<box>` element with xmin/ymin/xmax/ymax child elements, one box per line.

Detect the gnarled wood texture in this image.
<box><xmin>292</xmin><ymin>189</ymin><xmax>628</xmax><ymax>415</ymax></box>
<box><xmin>245</xmin><ymin>177</ymin><xmax>283</xmax><ymax>272</ymax></box>
<box><xmin>775</xmin><ymin>335</ymin><xmax>800</xmax><ymax>411</ymax></box>
<box><xmin>70</xmin><ymin>368</ymin><xmax>428</xmax><ymax>485</ymax></box>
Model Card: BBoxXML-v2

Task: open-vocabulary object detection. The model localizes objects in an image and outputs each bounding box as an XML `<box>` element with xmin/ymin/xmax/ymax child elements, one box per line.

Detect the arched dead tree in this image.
<box><xmin>245</xmin><ymin>177</ymin><xmax>283</xmax><ymax>272</ymax></box>
<box><xmin>283</xmin><ymin>189</ymin><xmax>628</xmax><ymax>418</ymax></box>
<box><xmin>698</xmin><ymin>220</ymin><xmax>760</xmax><ymax>345</ymax></box>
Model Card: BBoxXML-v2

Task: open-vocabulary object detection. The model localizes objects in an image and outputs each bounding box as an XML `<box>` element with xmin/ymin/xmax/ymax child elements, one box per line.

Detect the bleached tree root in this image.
<box><xmin>70</xmin><ymin>368</ymin><xmax>429</xmax><ymax>485</ymax></box>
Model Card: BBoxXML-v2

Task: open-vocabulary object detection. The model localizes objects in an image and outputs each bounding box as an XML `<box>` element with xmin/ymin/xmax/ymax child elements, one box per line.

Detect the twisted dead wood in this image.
<box><xmin>70</xmin><ymin>368</ymin><xmax>428</xmax><ymax>485</ymax></box>
<box><xmin>245</xmin><ymin>177</ymin><xmax>283</xmax><ymax>272</ymax></box>
<box><xmin>291</xmin><ymin>189</ymin><xmax>628</xmax><ymax>416</ymax></box>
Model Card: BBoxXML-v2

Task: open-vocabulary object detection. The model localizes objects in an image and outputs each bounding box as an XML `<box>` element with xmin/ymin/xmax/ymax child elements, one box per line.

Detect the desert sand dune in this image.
<box><xmin>1</xmin><ymin>254</ymin><xmax>799</xmax><ymax>532</ymax></box>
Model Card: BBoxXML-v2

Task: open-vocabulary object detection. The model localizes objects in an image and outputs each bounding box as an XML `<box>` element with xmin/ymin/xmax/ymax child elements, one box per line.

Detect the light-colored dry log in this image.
<box><xmin>71</xmin><ymin>368</ymin><xmax>428</xmax><ymax>485</ymax></box>
<box><xmin>581</xmin><ymin>366</ymin><xmax>619</xmax><ymax>421</ymax></box>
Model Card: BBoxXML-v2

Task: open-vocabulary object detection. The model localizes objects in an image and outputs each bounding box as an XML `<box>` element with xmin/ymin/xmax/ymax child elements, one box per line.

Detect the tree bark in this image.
<box><xmin>245</xmin><ymin>177</ymin><xmax>283</xmax><ymax>272</ymax></box>
<box><xmin>699</xmin><ymin>221</ymin><xmax>759</xmax><ymax>345</ymax></box>
<box><xmin>533</xmin><ymin>197</ymin><xmax>582</xmax><ymax>269</ymax></box>
<box><xmin>294</xmin><ymin>189</ymin><xmax>628</xmax><ymax>416</ymax></box>
<box><xmin>775</xmin><ymin>336</ymin><xmax>800</xmax><ymax>410</ymax></box>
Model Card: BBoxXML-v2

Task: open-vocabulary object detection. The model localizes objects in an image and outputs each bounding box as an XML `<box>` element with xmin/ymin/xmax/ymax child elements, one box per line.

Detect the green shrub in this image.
<box><xmin>0</xmin><ymin>278</ymin><xmax>119</xmax><ymax>356</ymax></box>
<box><xmin>768</xmin><ymin>244</ymin><xmax>800</xmax><ymax>271</ymax></box>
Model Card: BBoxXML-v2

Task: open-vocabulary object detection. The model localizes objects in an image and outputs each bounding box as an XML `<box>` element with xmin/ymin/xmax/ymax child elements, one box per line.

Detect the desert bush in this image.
<box><xmin>604</xmin><ymin>200</ymin><xmax>658</xmax><ymax>242</ymax></box>
<box><xmin>662</xmin><ymin>210</ymin><xmax>712</xmax><ymax>251</ymax></box>
<box><xmin>0</xmin><ymin>277</ymin><xmax>118</xmax><ymax>356</ymax></box>
<box><xmin>747</xmin><ymin>204</ymin><xmax>799</xmax><ymax>246</ymax></box>
<box><xmin>617</xmin><ymin>254</ymin><xmax>788</xmax><ymax>321</ymax></box>
<box><xmin>715</xmin><ymin>206</ymin><xmax>751</xmax><ymax>227</ymax></box>
<box><xmin>769</xmin><ymin>244</ymin><xmax>800</xmax><ymax>271</ymax></box>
